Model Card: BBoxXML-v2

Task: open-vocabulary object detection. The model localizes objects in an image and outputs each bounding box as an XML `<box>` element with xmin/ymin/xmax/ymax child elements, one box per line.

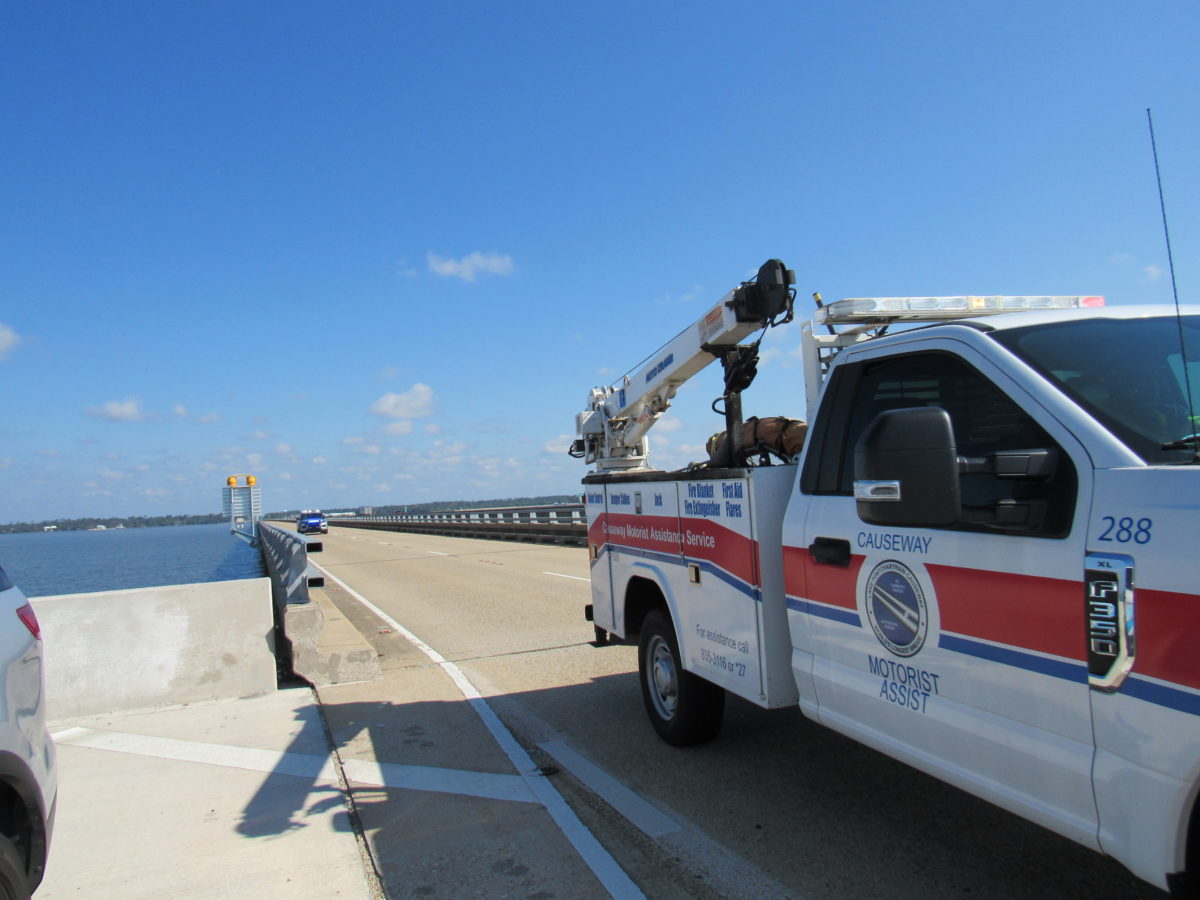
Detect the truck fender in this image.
<box><xmin>622</xmin><ymin>562</ymin><xmax>679</xmax><ymax>639</ymax></box>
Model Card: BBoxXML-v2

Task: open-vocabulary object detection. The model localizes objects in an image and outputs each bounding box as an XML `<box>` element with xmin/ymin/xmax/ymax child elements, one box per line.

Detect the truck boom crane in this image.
<box><xmin>570</xmin><ymin>260</ymin><xmax>795</xmax><ymax>471</ymax></box>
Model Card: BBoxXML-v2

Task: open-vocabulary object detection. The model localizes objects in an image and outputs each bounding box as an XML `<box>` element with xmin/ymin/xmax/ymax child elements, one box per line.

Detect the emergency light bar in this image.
<box><xmin>815</xmin><ymin>294</ymin><xmax>1104</xmax><ymax>325</ymax></box>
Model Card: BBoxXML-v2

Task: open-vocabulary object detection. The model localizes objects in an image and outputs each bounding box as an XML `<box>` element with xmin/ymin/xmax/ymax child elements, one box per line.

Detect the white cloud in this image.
<box><xmin>1143</xmin><ymin>265</ymin><xmax>1164</xmax><ymax>282</ymax></box>
<box><xmin>311</xmin><ymin>456</ymin><xmax>328</xmax><ymax>465</ymax></box>
<box><xmin>342</xmin><ymin>436</ymin><xmax>364</xmax><ymax>446</ymax></box>
<box><xmin>249</xmin><ymin>430</ymin><xmax>270</xmax><ymax>440</ymax></box>
<box><xmin>173</xmin><ymin>404</ymin><xmax>189</xmax><ymax>418</ymax></box>
<box><xmin>656</xmin><ymin>417</ymin><xmax>684</xmax><ymax>433</ymax></box>
<box><xmin>276</xmin><ymin>443</ymin><xmax>292</xmax><ymax>455</ymax></box>
<box><xmin>653</xmin><ymin>285</ymin><xmax>703</xmax><ymax>305</ymax></box>
<box><xmin>196</xmin><ymin>412</ymin><xmax>220</xmax><ymax>424</ymax></box>
<box><xmin>246</xmin><ymin>453</ymin><xmax>263</xmax><ymax>466</ymax></box>
<box><xmin>0</xmin><ymin>458</ymin><xmax>9</xmax><ymax>469</ymax></box>
<box><xmin>87</xmin><ymin>398</ymin><xmax>147</xmax><ymax>422</ymax></box>
<box><xmin>0</xmin><ymin>324</ymin><xmax>19</xmax><ymax>361</ymax></box>
<box><xmin>371</xmin><ymin>383</ymin><xmax>436</xmax><ymax>420</ymax></box>
<box><xmin>424</xmin><ymin>424</ymin><xmax>443</xmax><ymax>436</ymax></box>
<box><xmin>385</xmin><ymin>420</ymin><xmax>413</xmax><ymax>436</ymax></box>
<box><xmin>427</xmin><ymin>251</ymin><xmax>515</xmax><ymax>283</ymax></box>
<box><xmin>280</xmin><ymin>472</ymin><xmax>293</xmax><ymax>481</ymax></box>
<box><xmin>544</xmin><ymin>434</ymin><xmax>573</xmax><ymax>453</ymax></box>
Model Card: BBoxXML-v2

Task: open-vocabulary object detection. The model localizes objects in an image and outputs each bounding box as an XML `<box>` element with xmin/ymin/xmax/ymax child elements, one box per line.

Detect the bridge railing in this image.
<box><xmin>328</xmin><ymin>504</ymin><xmax>587</xmax><ymax>546</ymax></box>
<box><xmin>258</xmin><ymin>522</ymin><xmax>325</xmax><ymax>606</ymax></box>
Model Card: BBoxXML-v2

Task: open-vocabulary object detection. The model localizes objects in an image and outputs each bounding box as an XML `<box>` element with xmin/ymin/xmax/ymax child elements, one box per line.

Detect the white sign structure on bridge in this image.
<box><xmin>223</xmin><ymin>474</ymin><xmax>262</xmax><ymax>546</ymax></box>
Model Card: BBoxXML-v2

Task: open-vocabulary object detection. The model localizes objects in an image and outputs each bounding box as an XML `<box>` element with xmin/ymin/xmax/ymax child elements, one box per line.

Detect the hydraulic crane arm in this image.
<box><xmin>572</xmin><ymin>260</ymin><xmax>795</xmax><ymax>471</ymax></box>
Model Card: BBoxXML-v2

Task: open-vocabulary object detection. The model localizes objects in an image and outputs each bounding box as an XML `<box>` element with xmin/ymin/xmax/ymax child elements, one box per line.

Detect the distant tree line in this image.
<box><xmin>7</xmin><ymin>495</ymin><xmax>585</xmax><ymax>533</ymax></box>
<box><xmin>1</xmin><ymin>513</ymin><xmax>226</xmax><ymax>534</ymax></box>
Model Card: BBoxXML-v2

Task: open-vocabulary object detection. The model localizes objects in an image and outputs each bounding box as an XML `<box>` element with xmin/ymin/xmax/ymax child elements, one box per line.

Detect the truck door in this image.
<box><xmin>796</xmin><ymin>344</ymin><xmax>1100</xmax><ymax>849</ymax></box>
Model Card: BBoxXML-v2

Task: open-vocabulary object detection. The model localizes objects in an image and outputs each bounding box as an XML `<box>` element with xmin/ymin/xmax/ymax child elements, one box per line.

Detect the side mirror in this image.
<box><xmin>854</xmin><ymin>407</ymin><xmax>960</xmax><ymax>527</ymax></box>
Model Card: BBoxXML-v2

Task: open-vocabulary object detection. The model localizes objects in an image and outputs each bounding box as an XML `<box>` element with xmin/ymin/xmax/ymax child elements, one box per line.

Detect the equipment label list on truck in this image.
<box><xmin>683</xmin><ymin>481</ymin><xmax>745</xmax><ymax>519</ymax></box>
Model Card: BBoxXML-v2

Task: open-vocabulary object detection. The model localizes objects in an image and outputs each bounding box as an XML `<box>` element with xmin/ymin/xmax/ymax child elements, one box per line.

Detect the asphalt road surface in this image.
<box><xmin>313</xmin><ymin>525</ymin><xmax>1166</xmax><ymax>900</ymax></box>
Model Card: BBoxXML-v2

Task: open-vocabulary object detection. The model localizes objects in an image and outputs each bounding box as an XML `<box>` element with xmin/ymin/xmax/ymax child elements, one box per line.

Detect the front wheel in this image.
<box><xmin>639</xmin><ymin>608</ymin><xmax>724</xmax><ymax>746</ymax></box>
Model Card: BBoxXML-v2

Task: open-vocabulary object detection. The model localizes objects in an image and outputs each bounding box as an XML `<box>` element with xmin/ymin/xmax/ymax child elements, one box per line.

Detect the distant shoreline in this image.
<box><xmin>1</xmin><ymin>514</ymin><xmax>226</xmax><ymax>535</ymax></box>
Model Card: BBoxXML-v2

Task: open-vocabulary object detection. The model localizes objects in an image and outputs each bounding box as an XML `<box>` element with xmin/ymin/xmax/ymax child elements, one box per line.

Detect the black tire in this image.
<box><xmin>638</xmin><ymin>608</ymin><xmax>725</xmax><ymax>746</ymax></box>
<box><xmin>0</xmin><ymin>835</ymin><xmax>30</xmax><ymax>900</ymax></box>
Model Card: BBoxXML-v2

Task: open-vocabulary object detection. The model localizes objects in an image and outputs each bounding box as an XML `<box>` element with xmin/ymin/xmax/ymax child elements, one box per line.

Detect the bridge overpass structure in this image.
<box><xmin>287</xmin><ymin>503</ymin><xmax>588</xmax><ymax>546</ymax></box>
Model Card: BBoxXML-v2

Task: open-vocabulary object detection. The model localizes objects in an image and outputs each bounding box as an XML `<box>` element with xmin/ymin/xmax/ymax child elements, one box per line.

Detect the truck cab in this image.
<box><xmin>783</xmin><ymin>303</ymin><xmax>1200</xmax><ymax>891</ymax></box>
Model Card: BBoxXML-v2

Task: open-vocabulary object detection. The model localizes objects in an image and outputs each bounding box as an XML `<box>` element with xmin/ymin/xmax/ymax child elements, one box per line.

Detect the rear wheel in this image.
<box><xmin>0</xmin><ymin>835</ymin><xmax>30</xmax><ymax>900</ymax></box>
<box><xmin>639</xmin><ymin>608</ymin><xmax>724</xmax><ymax>746</ymax></box>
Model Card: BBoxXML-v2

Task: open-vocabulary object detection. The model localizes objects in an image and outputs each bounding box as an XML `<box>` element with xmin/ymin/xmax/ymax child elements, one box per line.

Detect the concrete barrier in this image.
<box><xmin>32</xmin><ymin>577</ymin><xmax>276</xmax><ymax>719</ymax></box>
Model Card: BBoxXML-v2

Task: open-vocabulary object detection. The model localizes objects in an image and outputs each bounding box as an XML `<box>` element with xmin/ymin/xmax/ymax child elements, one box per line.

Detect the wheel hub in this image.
<box><xmin>648</xmin><ymin>636</ymin><xmax>678</xmax><ymax>719</ymax></box>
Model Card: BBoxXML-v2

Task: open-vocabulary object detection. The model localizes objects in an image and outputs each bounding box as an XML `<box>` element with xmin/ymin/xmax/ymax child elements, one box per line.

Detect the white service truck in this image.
<box><xmin>571</xmin><ymin>260</ymin><xmax>1200</xmax><ymax>894</ymax></box>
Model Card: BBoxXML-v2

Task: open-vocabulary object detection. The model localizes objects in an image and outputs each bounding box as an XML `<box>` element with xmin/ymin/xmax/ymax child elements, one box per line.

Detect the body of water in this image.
<box><xmin>0</xmin><ymin>523</ymin><xmax>266</xmax><ymax>597</ymax></box>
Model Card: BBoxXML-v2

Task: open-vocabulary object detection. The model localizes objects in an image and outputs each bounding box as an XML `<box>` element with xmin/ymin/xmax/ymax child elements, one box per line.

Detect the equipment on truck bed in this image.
<box><xmin>569</xmin><ymin>260</ymin><xmax>795</xmax><ymax>471</ymax></box>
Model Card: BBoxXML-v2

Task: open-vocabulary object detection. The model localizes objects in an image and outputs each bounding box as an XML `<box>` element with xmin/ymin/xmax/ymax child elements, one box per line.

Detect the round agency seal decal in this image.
<box><xmin>864</xmin><ymin>560</ymin><xmax>928</xmax><ymax>657</ymax></box>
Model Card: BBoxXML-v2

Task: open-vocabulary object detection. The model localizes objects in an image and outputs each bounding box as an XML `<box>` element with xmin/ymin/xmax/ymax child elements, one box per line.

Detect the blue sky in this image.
<box><xmin>2</xmin><ymin>1</ymin><xmax>1197</xmax><ymax>522</ymax></box>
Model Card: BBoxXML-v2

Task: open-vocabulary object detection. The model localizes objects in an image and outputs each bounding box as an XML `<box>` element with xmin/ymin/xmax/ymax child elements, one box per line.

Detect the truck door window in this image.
<box><xmin>820</xmin><ymin>352</ymin><xmax>1076</xmax><ymax>537</ymax></box>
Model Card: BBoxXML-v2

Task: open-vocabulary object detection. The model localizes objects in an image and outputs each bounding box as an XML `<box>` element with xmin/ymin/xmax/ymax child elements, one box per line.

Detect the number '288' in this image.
<box><xmin>1098</xmin><ymin>516</ymin><xmax>1152</xmax><ymax>544</ymax></box>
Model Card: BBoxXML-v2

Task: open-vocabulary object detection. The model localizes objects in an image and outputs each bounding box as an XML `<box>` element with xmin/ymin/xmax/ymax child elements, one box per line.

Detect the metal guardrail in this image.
<box><xmin>329</xmin><ymin>503</ymin><xmax>587</xmax><ymax>546</ymax></box>
<box><xmin>259</xmin><ymin>522</ymin><xmax>325</xmax><ymax>606</ymax></box>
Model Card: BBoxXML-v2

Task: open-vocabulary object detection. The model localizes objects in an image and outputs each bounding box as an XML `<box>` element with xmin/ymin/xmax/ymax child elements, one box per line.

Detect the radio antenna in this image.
<box><xmin>1147</xmin><ymin>108</ymin><xmax>1198</xmax><ymax>457</ymax></box>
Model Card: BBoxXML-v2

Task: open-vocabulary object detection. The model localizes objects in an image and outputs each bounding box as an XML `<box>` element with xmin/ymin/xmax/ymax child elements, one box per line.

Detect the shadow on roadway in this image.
<box><xmin>234</xmin><ymin>669</ymin><xmax>1168</xmax><ymax>900</ymax></box>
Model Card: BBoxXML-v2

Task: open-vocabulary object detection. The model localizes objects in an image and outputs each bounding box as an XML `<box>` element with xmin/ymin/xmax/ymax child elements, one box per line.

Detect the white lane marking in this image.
<box><xmin>340</xmin><ymin>759</ymin><xmax>534</xmax><ymax>804</ymax></box>
<box><xmin>54</xmin><ymin>728</ymin><xmax>338</xmax><ymax>784</ymax></box>
<box><xmin>310</xmin><ymin>560</ymin><xmax>644</xmax><ymax>900</ymax></box>
<box><xmin>545</xmin><ymin>571</ymin><xmax>588</xmax><ymax>582</ymax></box>
<box><xmin>425</xmin><ymin>550</ymin><xmax>450</xmax><ymax>556</ymax></box>
<box><xmin>538</xmin><ymin>739</ymin><xmax>680</xmax><ymax>838</ymax></box>
<box><xmin>53</xmin><ymin>728</ymin><xmax>535</xmax><ymax>803</ymax></box>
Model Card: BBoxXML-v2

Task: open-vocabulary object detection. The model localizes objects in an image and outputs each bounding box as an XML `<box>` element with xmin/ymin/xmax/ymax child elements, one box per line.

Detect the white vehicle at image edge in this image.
<box><xmin>0</xmin><ymin>565</ymin><xmax>56</xmax><ymax>899</ymax></box>
<box><xmin>574</xmin><ymin>262</ymin><xmax>1200</xmax><ymax>895</ymax></box>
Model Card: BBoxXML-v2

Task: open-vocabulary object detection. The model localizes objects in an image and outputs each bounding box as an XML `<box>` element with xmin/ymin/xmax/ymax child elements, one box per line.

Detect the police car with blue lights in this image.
<box><xmin>572</xmin><ymin>260</ymin><xmax>1200</xmax><ymax>894</ymax></box>
<box><xmin>296</xmin><ymin>511</ymin><xmax>327</xmax><ymax>535</ymax></box>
